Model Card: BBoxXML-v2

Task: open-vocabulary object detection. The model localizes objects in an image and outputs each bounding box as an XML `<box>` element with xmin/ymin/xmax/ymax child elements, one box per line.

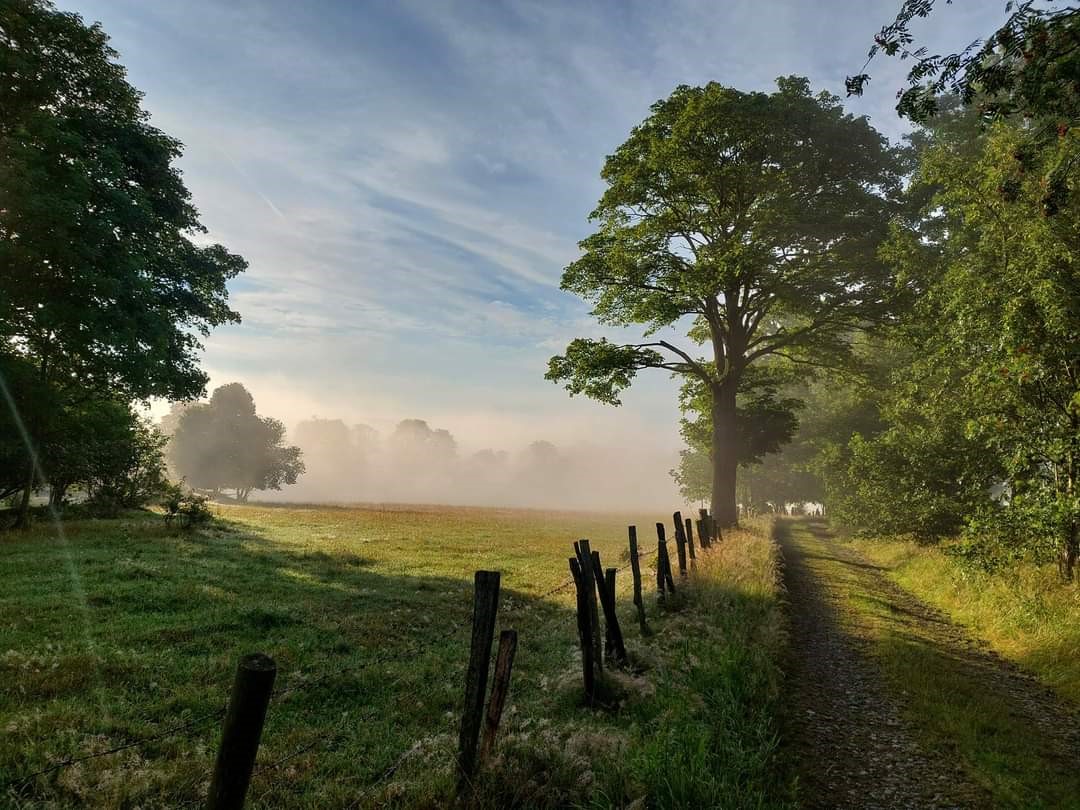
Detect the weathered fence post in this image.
<box><xmin>205</xmin><ymin>653</ymin><xmax>276</xmax><ymax>810</ymax></box>
<box><xmin>698</xmin><ymin>508</ymin><xmax>712</xmax><ymax>549</ymax></box>
<box><xmin>589</xmin><ymin>550</ymin><xmax>627</xmax><ymax>664</ymax></box>
<box><xmin>628</xmin><ymin>526</ymin><xmax>649</xmax><ymax>634</ymax></box>
<box><xmin>574</xmin><ymin>540</ymin><xmax>603</xmax><ymax>673</ymax></box>
<box><xmin>655</xmin><ymin>523</ymin><xmax>676</xmax><ymax>595</ymax></box>
<box><xmin>457</xmin><ymin>570</ymin><xmax>501</xmax><ymax>791</ymax></box>
<box><xmin>673</xmin><ymin>512</ymin><xmax>688</xmax><ymax>578</ymax></box>
<box><xmin>569</xmin><ymin>558</ymin><xmax>596</xmax><ymax>703</ymax></box>
<box><xmin>479</xmin><ymin>629</ymin><xmax>518</xmax><ymax>765</ymax></box>
<box><xmin>685</xmin><ymin>517</ymin><xmax>697</xmax><ymax>567</ymax></box>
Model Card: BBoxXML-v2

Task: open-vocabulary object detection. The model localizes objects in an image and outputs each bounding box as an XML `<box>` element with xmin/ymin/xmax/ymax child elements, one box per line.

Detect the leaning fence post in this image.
<box><xmin>457</xmin><ymin>570</ymin><xmax>501</xmax><ymax>791</ymax></box>
<box><xmin>655</xmin><ymin>523</ymin><xmax>676</xmax><ymax>595</ymax></box>
<box><xmin>628</xmin><ymin>526</ymin><xmax>649</xmax><ymax>634</ymax></box>
<box><xmin>590</xmin><ymin>550</ymin><xmax>627</xmax><ymax>664</ymax></box>
<box><xmin>569</xmin><ymin>558</ymin><xmax>596</xmax><ymax>704</ymax></box>
<box><xmin>685</xmin><ymin>517</ymin><xmax>697</xmax><ymax>567</ymax></box>
<box><xmin>574</xmin><ymin>540</ymin><xmax>603</xmax><ymax>674</ymax></box>
<box><xmin>673</xmin><ymin>512</ymin><xmax>688</xmax><ymax>578</ymax></box>
<box><xmin>205</xmin><ymin>653</ymin><xmax>276</xmax><ymax>810</ymax></box>
<box><xmin>479</xmin><ymin>629</ymin><xmax>518</xmax><ymax>765</ymax></box>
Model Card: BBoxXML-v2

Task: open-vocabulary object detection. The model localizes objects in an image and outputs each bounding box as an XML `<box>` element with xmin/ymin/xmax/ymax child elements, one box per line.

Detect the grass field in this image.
<box><xmin>1</xmin><ymin>502</ymin><xmax>790</xmax><ymax>809</ymax></box>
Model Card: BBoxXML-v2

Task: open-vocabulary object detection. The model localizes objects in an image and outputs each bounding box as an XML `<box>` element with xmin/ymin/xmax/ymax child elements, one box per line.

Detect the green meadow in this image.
<box><xmin>2</xmin><ymin>504</ymin><xmax>788</xmax><ymax>809</ymax></box>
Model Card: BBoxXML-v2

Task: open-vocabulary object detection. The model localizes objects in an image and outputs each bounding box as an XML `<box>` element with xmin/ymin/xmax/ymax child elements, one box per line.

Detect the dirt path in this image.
<box><xmin>778</xmin><ymin>518</ymin><xmax>1080</xmax><ymax>809</ymax></box>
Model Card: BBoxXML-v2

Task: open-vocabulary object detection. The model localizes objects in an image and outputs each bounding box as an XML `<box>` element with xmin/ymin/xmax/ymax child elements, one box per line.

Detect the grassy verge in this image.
<box><xmin>850</xmin><ymin>535</ymin><xmax>1080</xmax><ymax>704</ymax></box>
<box><xmin>785</xmin><ymin>521</ymin><xmax>1080</xmax><ymax>808</ymax></box>
<box><xmin>2</xmin><ymin>503</ymin><xmax>788</xmax><ymax>808</ymax></box>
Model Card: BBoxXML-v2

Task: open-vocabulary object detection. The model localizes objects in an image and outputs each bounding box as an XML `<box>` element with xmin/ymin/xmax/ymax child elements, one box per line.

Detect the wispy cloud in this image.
<box><xmin>63</xmin><ymin>0</ymin><xmax>1008</xmax><ymax>496</ymax></box>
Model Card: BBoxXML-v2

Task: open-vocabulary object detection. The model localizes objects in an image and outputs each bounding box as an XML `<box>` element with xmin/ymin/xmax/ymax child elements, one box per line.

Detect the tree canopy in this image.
<box><xmin>0</xmin><ymin>0</ymin><xmax>246</xmax><ymax>523</ymax></box>
<box><xmin>547</xmin><ymin>77</ymin><xmax>901</xmax><ymax>524</ymax></box>
<box><xmin>169</xmin><ymin>383</ymin><xmax>305</xmax><ymax>502</ymax></box>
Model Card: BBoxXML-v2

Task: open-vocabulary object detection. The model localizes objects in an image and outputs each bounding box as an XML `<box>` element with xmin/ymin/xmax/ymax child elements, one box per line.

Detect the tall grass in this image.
<box><xmin>852</xmin><ymin>536</ymin><xmax>1080</xmax><ymax>704</ymax></box>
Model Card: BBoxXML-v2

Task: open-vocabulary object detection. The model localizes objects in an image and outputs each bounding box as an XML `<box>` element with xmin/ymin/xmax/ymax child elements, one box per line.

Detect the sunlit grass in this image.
<box><xmin>2</xmin><ymin>503</ymin><xmax>789</xmax><ymax>808</ymax></box>
<box><xmin>852</xmin><ymin>536</ymin><xmax>1080</xmax><ymax>704</ymax></box>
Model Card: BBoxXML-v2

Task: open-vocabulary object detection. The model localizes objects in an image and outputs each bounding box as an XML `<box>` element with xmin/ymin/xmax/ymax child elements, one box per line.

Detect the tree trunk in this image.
<box><xmin>14</xmin><ymin>460</ymin><xmax>34</xmax><ymax>529</ymax></box>
<box><xmin>710</xmin><ymin>381</ymin><xmax>738</xmax><ymax>528</ymax></box>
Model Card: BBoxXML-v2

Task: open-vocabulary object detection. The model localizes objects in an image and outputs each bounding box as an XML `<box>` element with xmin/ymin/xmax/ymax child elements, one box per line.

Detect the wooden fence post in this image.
<box><xmin>205</xmin><ymin>653</ymin><xmax>276</xmax><ymax>810</ymax></box>
<box><xmin>655</xmin><ymin>523</ymin><xmax>676</xmax><ymax>595</ymax></box>
<box><xmin>569</xmin><ymin>558</ymin><xmax>596</xmax><ymax>704</ymax></box>
<box><xmin>628</xmin><ymin>526</ymin><xmax>649</xmax><ymax>634</ymax></box>
<box><xmin>479</xmin><ymin>629</ymin><xmax>518</xmax><ymax>765</ymax></box>
<box><xmin>574</xmin><ymin>540</ymin><xmax>603</xmax><ymax>674</ymax></box>
<box><xmin>589</xmin><ymin>550</ymin><xmax>627</xmax><ymax>665</ymax></box>
<box><xmin>673</xmin><ymin>512</ymin><xmax>688</xmax><ymax>578</ymax></box>
<box><xmin>698</xmin><ymin>508</ymin><xmax>711</xmax><ymax>548</ymax></box>
<box><xmin>457</xmin><ymin>570</ymin><xmax>501</xmax><ymax>791</ymax></box>
<box><xmin>685</xmin><ymin>517</ymin><xmax>697</xmax><ymax>567</ymax></box>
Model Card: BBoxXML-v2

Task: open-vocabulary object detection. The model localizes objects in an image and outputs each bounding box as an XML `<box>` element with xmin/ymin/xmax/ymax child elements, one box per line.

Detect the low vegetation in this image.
<box><xmin>852</xmin><ymin>534</ymin><xmax>1080</xmax><ymax>706</ymax></box>
<box><xmin>2</xmin><ymin>504</ymin><xmax>789</xmax><ymax>808</ymax></box>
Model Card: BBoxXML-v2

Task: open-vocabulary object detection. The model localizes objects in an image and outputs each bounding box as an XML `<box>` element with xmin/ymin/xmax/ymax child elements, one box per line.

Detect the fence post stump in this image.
<box><xmin>574</xmin><ymin>540</ymin><xmax>603</xmax><ymax>674</ymax></box>
<box><xmin>205</xmin><ymin>653</ymin><xmax>276</xmax><ymax>810</ymax></box>
<box><xmin>685</xmin><ymin>517</ymin><xmax>697</xmax><ymax>567</ymax></box>
<box><xmin>457</xmin><ymin>570</ymin><xmax>501</xmax><ymax>792</ymax></box>
<box><xmin>479</xmin><ymin>629</ymin><xmax>518</xmax><ymax>765</ymax></box>
<box><xmin>696</xmin><ymin>517</ymin><xmax>709</xmax><ymax>550</ymax></box>
<box><xmin>569</xmin><ymin>558</ymin><xmax>596</xmax><ymax>704</ymax></box>
<box><xmin>698</xmin><ymin>509</ymin><xmax>711</xmax><ymax>548</ymax></box>
<box><xmin>628</xmin><ymin>526</ymin><xmax>649</xmax><ymax>635</ymax></box>
<box><xmin>655</xmin><ymin>523</ymin><xmax>676</xmax><ymax>595</ymax></box>
<box><xmin>673</xmin><ymin>512</ymin><xmax>688</xmax><ymax>578</ymax></box>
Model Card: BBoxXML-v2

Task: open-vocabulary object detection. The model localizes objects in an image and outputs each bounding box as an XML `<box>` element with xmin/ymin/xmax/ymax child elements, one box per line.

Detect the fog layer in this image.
<box><xmin>262</xmin><ymin>417</ymin><xmax>680</xmax><ymax>511</ymax></box>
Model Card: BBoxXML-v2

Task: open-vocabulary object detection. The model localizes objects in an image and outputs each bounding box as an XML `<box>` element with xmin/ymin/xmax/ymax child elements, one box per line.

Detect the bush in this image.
<box><xmin>162</xmin><ymin>483</ymin><xmax>212</xmax><ymax>530</ymax></box>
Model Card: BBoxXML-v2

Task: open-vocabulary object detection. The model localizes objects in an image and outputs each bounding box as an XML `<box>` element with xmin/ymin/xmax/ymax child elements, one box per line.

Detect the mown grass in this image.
<box><xmin>786</xmin><ymin>521</ymin><xmax>1080</xmax><ymax>809</ymax></box>
<box><xmin>851</xmin><ymin>535</ymin><xmax>1080</xmax><ymax>704</ymax></box>
<box><xmin>2</xmin><ymin>502</ymin><xmax>789</xmax><ymax>808</ymax></box>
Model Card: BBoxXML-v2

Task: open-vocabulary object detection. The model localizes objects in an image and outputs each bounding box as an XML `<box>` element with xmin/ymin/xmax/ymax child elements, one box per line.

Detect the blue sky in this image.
<box><xmin>62</xmin><ymin>0</ymin><xmax>1005</xmax><ymax>457</ymax></box>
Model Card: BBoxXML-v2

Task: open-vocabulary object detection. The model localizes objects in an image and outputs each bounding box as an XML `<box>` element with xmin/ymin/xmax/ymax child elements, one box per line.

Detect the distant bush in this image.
<box><xmin>162</xmin><ymin>484</ymin><xmax>212</xmax><ymax>530</ymax></box>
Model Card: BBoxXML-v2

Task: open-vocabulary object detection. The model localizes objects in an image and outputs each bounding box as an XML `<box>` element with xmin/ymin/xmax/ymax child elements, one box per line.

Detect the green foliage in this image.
<box><xmin>849</xmin><ymin>1</ymin><xmax>1080</xmax><ymax>126</ymax></box>
<box><xmin>672</xmin><ymin>366</ymin><xmax>803</xmax><ymax>504</ymax></box>
<box><xmin>548</xmin><ymin>77</ymin><xmax>901</xmax><ymax>522</ymax></box>
<box><xmin>169</xmin><ymin>382</ymin><xmax>305</xmax><ymax>501</ymax></box>
<box><xmin>0</xmin><ymin>0</ymin><xmax>245</xmax><ymax>401</ymax></box>
<box><xmin>161</xmin><ymin>482</ymin><xmax>212</xmax><ymax>530</ymax></box>
<box><xmin>0</xmin><ymin>1</ymin><xmax>244</xmax><ymax>523</ymax></box>
<box><xmin>818</xmin><ymin>112</ymin><xmax>1080</xmax><ymax>572</ymax></box>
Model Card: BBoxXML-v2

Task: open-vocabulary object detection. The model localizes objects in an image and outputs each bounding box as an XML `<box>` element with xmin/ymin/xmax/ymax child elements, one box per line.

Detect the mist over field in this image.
<box><xmin>271</xmin><ymin>416</ymin><xmax>681</xmax><ymax>511</ymax></box>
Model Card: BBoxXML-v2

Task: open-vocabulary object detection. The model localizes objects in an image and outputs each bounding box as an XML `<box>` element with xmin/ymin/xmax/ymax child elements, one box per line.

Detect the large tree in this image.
<box><xmin>169</xmin><ymin>383</ymin><xmax>304</xmax><ymax>502</ymax></box>
<box><xmin>0</xmin><ymin>1</ymin><xmax>245</xmax><ymax>522</ymax></box>
<box><xmin>546</xmin><ymin>78</ymin><xmax>901</xmax><ymax>525</ymax></box>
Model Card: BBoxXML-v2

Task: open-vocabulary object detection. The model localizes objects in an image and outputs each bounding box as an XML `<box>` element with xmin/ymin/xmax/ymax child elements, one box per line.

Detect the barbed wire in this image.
<box><xmin>10</xmin><ymin>703</ymin><xmax>226</xmax><ymax>789</ymax></box>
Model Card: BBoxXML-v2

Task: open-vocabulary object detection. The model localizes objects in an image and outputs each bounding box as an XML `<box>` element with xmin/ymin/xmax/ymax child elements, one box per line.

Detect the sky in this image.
<box><xmin>59</xmin><ymin>0</ymin><xmax>1007</xmax><ymax>465</ymax></box>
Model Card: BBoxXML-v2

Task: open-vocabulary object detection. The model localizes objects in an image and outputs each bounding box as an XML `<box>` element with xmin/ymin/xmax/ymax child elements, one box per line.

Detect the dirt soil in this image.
<box><xmin>777</xmin><ymin>518</ymin><xmax>1079</xmax><ymax>809</ymax></box>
